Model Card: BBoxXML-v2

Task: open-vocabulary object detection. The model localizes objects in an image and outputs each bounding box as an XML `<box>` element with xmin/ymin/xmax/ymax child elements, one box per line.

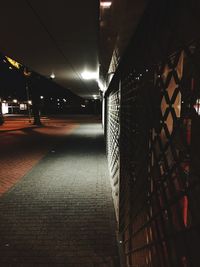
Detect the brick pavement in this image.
<box><xmin>0</xmin><ymin>117</ymin><xmax>77</xmax><ymax>195</ymax></box>
<box><xmin>0</xmin><ymin>120</ymin><xmax>120</xmax><ymax>266</ymax></box>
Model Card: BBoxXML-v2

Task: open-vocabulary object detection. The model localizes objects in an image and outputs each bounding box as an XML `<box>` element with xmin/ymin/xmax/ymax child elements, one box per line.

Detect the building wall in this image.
<box><xmin>105</xmin><ymin>0</ymin><xmax>200</xmax><ymax>266</ymax></box>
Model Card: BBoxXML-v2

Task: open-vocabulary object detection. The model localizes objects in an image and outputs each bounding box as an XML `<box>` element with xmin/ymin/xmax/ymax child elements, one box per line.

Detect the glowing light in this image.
<box><xmin>9</xmin><ymin>66</ymin><xmax>12</xmax><ymax>70</ymax></box>
<box><xmin>50</xmin><ymin>73</ymin><xmax>55</xmax><ymax>79</ymax></box>
<box><xmin>24</xmin><ymin>68</ymin><xmax>31</xmax><ymax>76</ymax></box>
<box><xmin>194</xmin><ymin>99</ymin><xmax>200</xmax><ymax>115</ymax></box>
<box><xmin>2</xmin><ymin>103</ymin><xmax>8</xmax><ymax>114</ymax></box>
<box><xmin>98</xmin><ymin>80</ymin><xmax>106</xmax><ymax>92</ymax></box>
<box><xmin>20</xmin><ymin>104</ymin><xmax>27</xmax><ymax>111</ymax></box>
<box><xmin>13</xmin><ymin>99</ymin><xmax>18</xmax><ymax>103</ymax></box>
<box><xmin>93</xmin><ymin>95</ymin><xmax>98</xmax><ymax>100</ymax></box>
<box><xmin>6</xmin><ymin>56</ymin><xmax>21</xmax><ymax>69</ymax></box>
<box><xmin>100</xmin><ymin>1</ymin><xmax>112</xmax><ymax>8</ymax></box>
<box><xmin>81</xmin><ymin>70</ymin><xmax>98</xmax><ymax>80</ymax></box>
<box><xmin>28</xmin><ymin>100</ymin><xmax>32</xmax><ymax>105</ymax></box>
<box><xmin>40</xmin><ymin>96</ymin><xmax>44</xmax><ymax>99</ymax></box>
<box><xmin>63</xmin><ymin>98</ymin><xmax>67</xmax><ymax>102</ymax></box>
<box><xmin>81</xmin><ymin>104</ymin><xmax>86</xmax><ymax>108</ymax></box>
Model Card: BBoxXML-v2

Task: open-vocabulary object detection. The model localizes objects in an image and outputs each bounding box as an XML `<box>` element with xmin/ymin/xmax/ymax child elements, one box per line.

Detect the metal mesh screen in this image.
<box><xmin>107</xmin><ymin>89</ymin><xmax>120</xmax><ymax>217</ymax></box>
<box><xmin>106</xmin><ymin>41</ymin><xmax>200</xmax><ymax>266</ymax></box>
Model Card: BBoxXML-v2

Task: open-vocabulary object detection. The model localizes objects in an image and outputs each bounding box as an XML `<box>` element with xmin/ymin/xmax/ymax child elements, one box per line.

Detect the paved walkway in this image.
<box><xmin>0</xmin><ymin>117</ymin><xmax>76</xmax><ymax>195</ymax></box>
<box><xmin>0</xmin><ymin>118</ymin><xmax>120</xmax><ymax>267</ymax></box>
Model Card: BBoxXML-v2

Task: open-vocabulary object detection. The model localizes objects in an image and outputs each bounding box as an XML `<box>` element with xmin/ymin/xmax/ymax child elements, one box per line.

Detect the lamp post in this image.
<box><xmin>32</xmin><ymin>76</ymin><xmax>42</xmax><ymax>126</ymax></box>
<box><xmin>24</xmin><ymin>68</ymin><xmax>32</xmax><ymax>123</ymax></box>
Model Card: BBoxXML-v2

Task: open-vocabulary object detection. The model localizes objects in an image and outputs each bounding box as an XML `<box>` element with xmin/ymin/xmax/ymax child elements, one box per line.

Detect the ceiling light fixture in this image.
<box><xmin>81</xmin><ymin>70</ymin><xmax>98</xmax><ymax>80</ymax></box>
<box><xmin>100</xmin><ymin>1</ymin><xmax>112</xmax><ymax>8</ymax></box>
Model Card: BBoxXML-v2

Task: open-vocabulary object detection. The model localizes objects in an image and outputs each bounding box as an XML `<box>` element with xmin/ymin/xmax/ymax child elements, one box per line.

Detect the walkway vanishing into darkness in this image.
<box><xmin>0</xmin><ymin>117</ymin><xmax>120</xmax><ymax>267</ymax></box>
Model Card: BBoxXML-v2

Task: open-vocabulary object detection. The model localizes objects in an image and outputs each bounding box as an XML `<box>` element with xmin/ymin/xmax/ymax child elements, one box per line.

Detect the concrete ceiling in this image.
<box><xmin>0</xmin><ymin>0</ymin><xmax>99</xmax><ymax>98</ymax></box>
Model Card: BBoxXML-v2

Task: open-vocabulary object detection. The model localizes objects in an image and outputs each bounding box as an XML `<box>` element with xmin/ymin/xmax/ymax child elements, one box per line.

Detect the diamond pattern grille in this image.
<box><xmin>106</xmin><ymin>41</ymin><xmax>200</xmax><ymax>267</ymax></box>
<box><xmin>107</xmin><ymin>89</ymin><xmax>120</xmax><ymax>217</ymax></box>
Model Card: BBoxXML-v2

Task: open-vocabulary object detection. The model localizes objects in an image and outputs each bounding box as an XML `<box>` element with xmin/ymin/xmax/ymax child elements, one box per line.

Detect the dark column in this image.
<box><xmin>0</xmin><ymin>101</ymin><xmax>4</xmax><ymax>125</ymax></box>
<box><xmin>32</xmin><ymin>94</ymin><xmax>41</xmax><ymax>125</ymax></box>
<box><xmin>29</xmin><ymin>75</ymin><xmax>42</xmax><ymax>126</ymax></box>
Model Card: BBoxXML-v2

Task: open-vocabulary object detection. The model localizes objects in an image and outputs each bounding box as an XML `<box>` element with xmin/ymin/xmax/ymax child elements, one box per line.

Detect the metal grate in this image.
<box><xmin>107</xmin><ymin>88</ymin><xmax>120</xmax><ymax>217</ymax></box>
<box><xmin>121</xmin><ymin>44</ymin><xmax>200</xmax><ymax>267</ymax></box>
<box><xmin>106</xmin><ymin>41</ymin><xmax>200</xmax><ymax>266</ymax></box>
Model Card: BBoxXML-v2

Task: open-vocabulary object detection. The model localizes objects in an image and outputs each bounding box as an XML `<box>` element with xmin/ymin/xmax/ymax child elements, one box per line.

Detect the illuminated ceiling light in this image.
<box><xmin>81</xmin><ymin>104</ymin><xmax>86</xmax><ymax>108</ymax></box>
<box><xmin>28</xmin><ymin>100</ymin><xmax>32</xmax><ymax>105</ymax></box>
<box><xmin>40</xmin><ymin>96</ymin><xmax>44</xmax><ymax>99</ymax></box>
<box><xmin>81</xmin><ymin>71</ymin><xmax>98</xmax><ymax>80</ymax></box>
<box><xmin>50</xmin><ymin>73</ymin><xmax>55</xmax><ymax>79</ymax></box>
<box><xmin>93</xmin><ymin>95</ymin><xmax>98</xmax><ymax>100</ymax></box>
<box><xmin>9</xmin><ymin>66</ymin><xmax>12</xmax><ymax>70</ymax></box>
<box><xmin>63</xmin><ymin>98</ymin><xmax>67</xmax><ymax>102</ymax></box>
<box><xmin>100</xmin><ymin>1</ymin><xmax>112</xmax><ymax>8</ymax></box>
<box><xmin>13</xmin><ymin>99</ymin><xmax>18</xmax><ymax>103</ymax></box>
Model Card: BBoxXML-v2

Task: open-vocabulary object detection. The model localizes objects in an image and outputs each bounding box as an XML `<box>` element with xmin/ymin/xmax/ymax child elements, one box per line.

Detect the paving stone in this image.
<box><xmin>0</xmin><ymin>120</ymin><xmax>120</xmax><ymax>266</ymax></box>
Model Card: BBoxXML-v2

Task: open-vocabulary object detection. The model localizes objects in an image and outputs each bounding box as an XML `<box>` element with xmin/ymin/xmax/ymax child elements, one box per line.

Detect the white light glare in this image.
<box><xmin>93</xmin><ymin>95</ymin><xmax>98</xmax><ymax>100</ymax></box>
<box><xmin>100</xmin><ymin>1</ymin><xmax>112</xmax><ymax>8</ymax></box>
<box><xmin>81</xmin><ymin>71</ymin><xmax>98</xmax><ymax>80</ymax></box>
<box><xmin>98</xmin><ymin>80</ymin><xmax>106</xmax><ymax>92</ymax></box>
<box><xmin>28</xmin><ymin>100</ymin><xmax>32</xmax><ymax>105</ymax></box>
<box><xmin>50</xmin><ymin>73</ymin><xmax>55</xmax><ymax>79</ymax></box>
<box><xmin>2</xmin><ymin>103</ymin><xmax>8</xmax><ymax>114</ymax></box>
<box><xmin>13</xmin><ymin>99</ymin><xmax>18</xmax><ymax>103</ymax></box>
<box><xmin>194</xmin><ymin>99</ymin><xmax>200</xmax><ymax>115</ymax></box>
<box><xmin>40</xmin><ymin>96</ymin><xmax>44</xmax><ymax>99</ymax></box>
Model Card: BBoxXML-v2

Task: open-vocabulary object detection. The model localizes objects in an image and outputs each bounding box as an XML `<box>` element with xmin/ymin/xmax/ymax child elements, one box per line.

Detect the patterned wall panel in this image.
<box><xmin>107</xmin><ymin>89</ymin><xmax>120</xmax><ymax>218</ymax></box>
<box><xmin>117</xmin><ymin>43</ymin><xmax>200</xmax><ymax>267</ymax></box>
<box><xmin>105</xmin><ymin>41</ymin><xmax>200</xmax><ymax>266</ymax></box>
